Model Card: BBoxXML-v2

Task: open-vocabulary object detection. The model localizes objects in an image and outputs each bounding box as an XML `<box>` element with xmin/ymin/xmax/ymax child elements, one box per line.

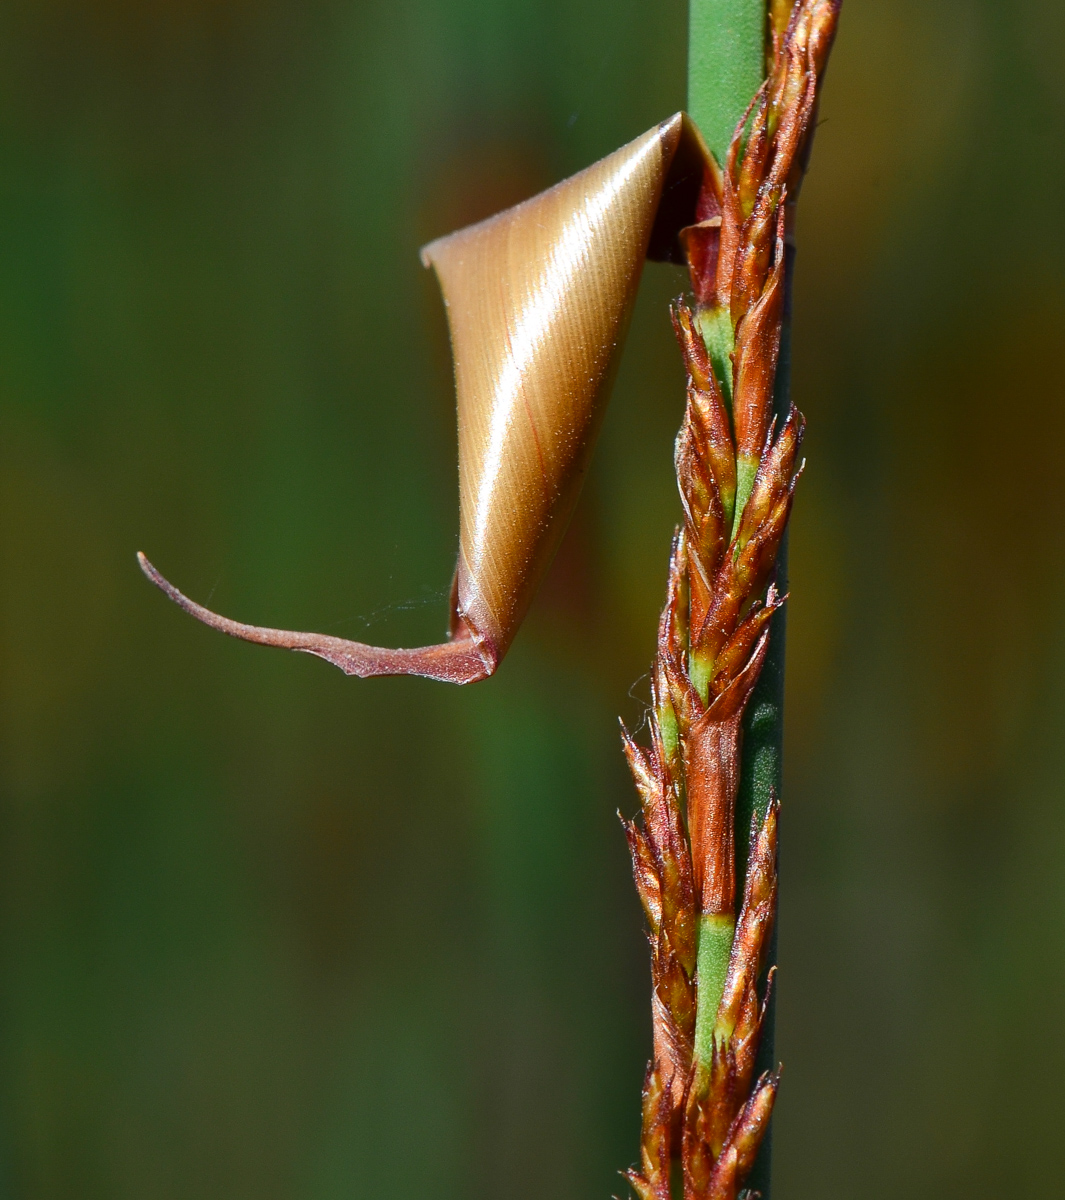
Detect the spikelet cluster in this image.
<box><xmin>622</xmin><ymin>4</ymin><xmax>840</xmax><ymax>1198</ymax></box>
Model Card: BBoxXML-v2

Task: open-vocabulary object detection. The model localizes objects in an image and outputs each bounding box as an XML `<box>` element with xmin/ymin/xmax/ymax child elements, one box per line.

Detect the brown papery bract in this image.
<box><xmin>141</xmin><ymin>114</ymin><xmax>715</xmax><ymax>683</ymax></box>
<box><xmin>683</xmin><ymin>635</ymin><xmax>770</xmax><ymax>916</ymax></box>
<box><xmin>731</xmin><ymin>211</ymin><xmax>787</xmax><ymax>463</ymax></box>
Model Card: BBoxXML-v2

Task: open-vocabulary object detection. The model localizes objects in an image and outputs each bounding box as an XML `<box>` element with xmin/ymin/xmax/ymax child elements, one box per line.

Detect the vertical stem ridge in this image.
<box><xmin>688</xmin><ymin>0</ymin><xmax>766</xmax><ymax>166</ymax></box>
<box><xmin>693</xmin><ymin>913</ymin><xmax>737</xmax><ymax>1063</ymax></box>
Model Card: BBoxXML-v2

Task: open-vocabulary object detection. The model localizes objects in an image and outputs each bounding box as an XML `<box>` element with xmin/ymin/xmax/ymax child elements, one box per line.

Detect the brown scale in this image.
<box><xmin>139</xmin><ymin>114</ymin><xmax>717</xmax><ymax>684</ymax></box>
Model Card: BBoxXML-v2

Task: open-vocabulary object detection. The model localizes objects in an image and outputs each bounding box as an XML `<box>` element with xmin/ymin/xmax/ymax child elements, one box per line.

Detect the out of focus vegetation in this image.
<box><xmin>1</xmin><ymin>1</ymin><xmax>1063</xmax><ymax>1196</ymax></box>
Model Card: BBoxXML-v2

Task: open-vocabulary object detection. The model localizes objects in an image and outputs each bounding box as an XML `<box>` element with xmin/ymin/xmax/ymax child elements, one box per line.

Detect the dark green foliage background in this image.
<box><xmin>1</xmin><ymin>1</ymin><xmax>1063</xmax><ymax>1196</ymax></box>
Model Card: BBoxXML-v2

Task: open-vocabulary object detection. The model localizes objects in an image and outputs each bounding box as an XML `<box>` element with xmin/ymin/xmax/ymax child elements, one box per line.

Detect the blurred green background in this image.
<box><xmin>2</xmin><ymin>0</ymin><xmax>1063</xmax><ymax>1196</ymax></box>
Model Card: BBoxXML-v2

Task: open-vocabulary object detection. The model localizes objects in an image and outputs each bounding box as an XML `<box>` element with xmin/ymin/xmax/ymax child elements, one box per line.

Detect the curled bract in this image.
<box><xmin>140</xmin><ymin>112</ymin><xmax>713</xmax><ymax>683</ymax></box>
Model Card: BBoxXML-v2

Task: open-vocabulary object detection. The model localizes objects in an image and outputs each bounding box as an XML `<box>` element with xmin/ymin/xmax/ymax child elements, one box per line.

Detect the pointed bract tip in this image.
<box><xmin>136</xmin><ymin>552</ymin><xmax>498</xmax><ymax>685</ymax></box>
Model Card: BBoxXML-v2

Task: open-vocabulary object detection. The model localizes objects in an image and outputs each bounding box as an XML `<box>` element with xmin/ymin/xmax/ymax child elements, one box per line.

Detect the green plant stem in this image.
<box><xmin>693</xmin><ymin>913</ymin><xmax>736</xmax><ymax>1063</ymax></box>
<box><xmin>688</xmin><ymin>0</ymin><xmax>765</xmax><ymax>166</ymax></box>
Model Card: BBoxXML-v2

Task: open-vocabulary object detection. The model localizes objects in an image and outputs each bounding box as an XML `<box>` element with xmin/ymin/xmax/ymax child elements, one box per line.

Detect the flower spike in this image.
<box><xmin>623</xmin><ymin>4</ymin><xmax>841</xmax><ymax>1198</ymax></box>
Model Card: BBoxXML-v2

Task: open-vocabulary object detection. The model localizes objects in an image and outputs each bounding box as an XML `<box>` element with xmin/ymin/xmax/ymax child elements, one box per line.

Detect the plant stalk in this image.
<box><xmin>688</xmin><ymin>4</ymin><xmax>786</xmax><ymax>1196</ymax></box>
<box><xmin>623</xmin><ymin>8</ymin><xmax>839</xmax><ymax>1199</ymax></box>
<box><xmin>688</xmin><ymin>0</ymin><xmax>766</xmax><ymax>166</ymax></box>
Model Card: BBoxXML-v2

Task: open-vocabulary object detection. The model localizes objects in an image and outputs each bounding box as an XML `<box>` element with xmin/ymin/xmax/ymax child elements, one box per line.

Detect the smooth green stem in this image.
<box><xmin>693</xmin><ymin>913</ymin><xmax>736</xmax><ymax>1065</ymax></box>
<box><xmin>695</xmin><ymin>304</ymin><xmax>736</xmax><ymax>415</ymax></box>
<box><xmin>732</xmin><ymin>455</ymin><xmax>759</xmax><ymax>541</ymax></box>
<box><xmin>688</xmin><ymin>655</ymin><xmax>713</xmax><ymax>709</ymax></box>
<box><xmin>688</xmin><ymin>0</ymin><xmax>766</xmax><ymax>166</ymax></box>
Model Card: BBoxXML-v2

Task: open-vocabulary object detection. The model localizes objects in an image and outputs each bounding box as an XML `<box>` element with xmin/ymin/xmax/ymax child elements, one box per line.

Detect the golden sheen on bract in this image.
<box><xmin>139</xmin><ymin>113</ymin><xmax>714</xmax><ymax>682</ymax></box>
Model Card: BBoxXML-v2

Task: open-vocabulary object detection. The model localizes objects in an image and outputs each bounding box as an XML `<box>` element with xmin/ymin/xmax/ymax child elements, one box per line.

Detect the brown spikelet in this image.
<box><xmin>658</xmin><ymin>530</ymin><xmax>698</xmax><ymax>743</ymax></box>
<box><xmin>688</xmin><ymin>408</ymin><xmax>803</xmax><ymax>682</ymax></box>
<box><xmin>709</xmin><ymin>587</ymin><xmax>784</xmax><ymax>702</ymax></box>
<box><xmin>672</xmin><ymin>301</ymin><xmax>716</xmax><ymax>394</ymax></box>
<box><xmin>732</xmin><ymin>209</ymin><xmax>787</xmax><ymax>464</ymax></box>
<box><xmin>716</xmin><ymin>0</ymin><xmax>841</xmax><ymax>318</ymax></box>
<box><xmin>624</xmin><ymin>1064</ymin><xmax>674</xmax><ymax>1200</ymax></box>
<box><xmin>624</xmin><ymin>819</ymin><xmax>664</xmax><ymax>935</ymax></box>
<box><xmin>676</xmin><ymin>385</ymin><xmax>729</xmax><ymax>629</ymax></box>
<box><xmin>735</xmin><ymin>407</ymin><xmax>805</xmax><ymax>550</ymax></box>
<box><xmin>706</xmin><ymin>1071</ymin><xmax>781</xmax><ymax>1200</ymax></box>
<box><xmin>684</xmin><ymin>634</ymin><xmax>770</xmax><ymax>917</ymax></box>
<box><xmin>716</xmin><ymin>798</ymin><xmax>780</xmax><ymax>1047</ymax></box>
